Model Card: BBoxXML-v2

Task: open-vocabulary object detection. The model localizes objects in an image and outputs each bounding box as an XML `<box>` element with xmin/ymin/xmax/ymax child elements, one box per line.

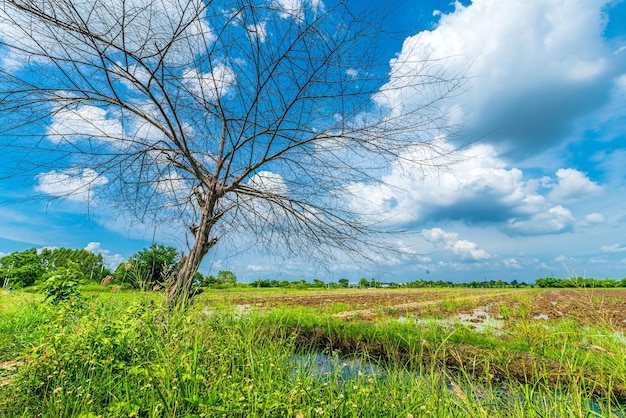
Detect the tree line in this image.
<box><xmin>2</xmin><ymin>246</ymin><xmax>626</xmax><ymax>290</ymax></box>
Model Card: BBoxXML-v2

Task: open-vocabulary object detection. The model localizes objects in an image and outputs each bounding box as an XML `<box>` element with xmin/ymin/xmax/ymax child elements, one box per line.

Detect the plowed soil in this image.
<box><xmin>229</xmin><ymin>288</ymin><xmax>626</xmax><ymax>328</ymax></box>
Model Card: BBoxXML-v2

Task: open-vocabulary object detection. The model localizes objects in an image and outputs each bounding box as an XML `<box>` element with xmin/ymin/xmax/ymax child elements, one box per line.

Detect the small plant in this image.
<box><xmin>41</xmin><ymin>263</ymin><xmax>83</xmax><ymax>304</ymax></box>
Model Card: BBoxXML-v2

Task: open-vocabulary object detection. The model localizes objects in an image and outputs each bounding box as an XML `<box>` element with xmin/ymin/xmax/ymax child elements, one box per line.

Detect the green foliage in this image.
<box><xmin>41</xmin><ymin>262</ymin><xmax>83</xmax><ymax>304</ymax></box>
<box><xmin>39</xmin><ymin>247</ymin><xmax>111</xmax><ymax>283</ymax></box>
<box><xmin>0</xmin><ymin>249</ymin><xmax>44</xmax><ymax>288</ymax></box>
<box><xmin>0</xmin><ymin>290</ymin><xmax>625</xmax><ymax>417</ymax></box>
<box><xmin>201</xmin><ymin>270</ymin><xmax>237</xmax><ymax>288</ymax></box>
<box><xmin>535</xmin><ymin>276</ymin><xmax>623</xmax><ymax>288</ymax></box>
<box><xmin>114</xmin><ymin>244</ymin><xmax>180</xmax><ymax>289</ymax></box>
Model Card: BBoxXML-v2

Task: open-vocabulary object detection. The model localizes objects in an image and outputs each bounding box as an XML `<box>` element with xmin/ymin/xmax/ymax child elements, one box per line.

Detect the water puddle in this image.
<box><xmin>288</xmin><ymin>352</ymin><xmax>624</xmax><ymax>416</ymax></box>
<box><xmin>398</xmin><ymin>307</ymin><xmax>505</xmax><ymax>334</ymax></box>
<box><xmin>289</xmin><ymin>353</ymin><xmax>383</xmax><ymax>382</ymax></box>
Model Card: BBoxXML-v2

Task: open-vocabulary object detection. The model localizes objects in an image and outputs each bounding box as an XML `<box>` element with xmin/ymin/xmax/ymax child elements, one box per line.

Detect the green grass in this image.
<box><xmin>0</xmin><ymin>288</ymin><xmax>625</xmax><ymax>417</ymax></box>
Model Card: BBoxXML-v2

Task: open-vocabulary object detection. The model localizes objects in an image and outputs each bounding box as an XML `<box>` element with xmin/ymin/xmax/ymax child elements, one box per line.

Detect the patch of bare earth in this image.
<box><xmin>243</xmin><ymin>288</ymin><xmax>626</xmax><ymax>328</ymax></box>
<box><xmin>332</xmin><ymin>290</ymin><xmax>525</xmax><ymax>321</ymax></box>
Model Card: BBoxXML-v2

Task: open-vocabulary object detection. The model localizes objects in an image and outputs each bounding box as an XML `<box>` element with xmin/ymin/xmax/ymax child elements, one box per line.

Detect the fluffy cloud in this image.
<box><xmin>183</xmin><ymin>63</ymin><xmax>237</xmax><ymax>102</ymax></box>
<box><xmin>422</xmin><ymin>227</ymin><xmax>490</xmax><ymax>261</ymax></box>
<box><xmin>504</xmin><ymin>205</ymin><xmax>574</xmax><ymax>236</ymax></box>
<box><xmin>583</xmin><ymin>213</ymin><xmax>606</xmax><ymax>225</ymax></box>
<box><xmin>85</xmin><ymin>241</ymin><xmax>125</xmax><ymax>270</ymax></box>
<box><xmin>35</xmin><ymin>167</ymin><xmax>108</xmax><ymax>203</ymax></box>
<box><xmin>0</xmin><ymin>0</ymin><xmax>214</xmax><ymax>70</ymax></box>
<box><xmin>348</xmin><ymin>139</ymin><xmax>589</xmax><ymax>236</ymax></box>
<box><xmin>247</xmin><ymin>171</ymin><xmax>288</xmax><ymax>195</ymax></box>
<box><xmin>246</xmin><ymin>21</ymin><xmax>267</xmax><ymax>43</ymax></box>
<box><xmin>381</xmin><ymin>0</ymin><xmax>623</xmax><ymax>156</ymax></box>
<box><xmin>273</xmin><ymin>0</ymin><xmax>323</xmax><ymax>21</ymax></box>
<box><xmin>546</xmin><ymin>168</ymin><xmax>604</xmax><ymax>202</ymax></box>
<box><xmin>155</xmin><ymin>171</ymin><xmax>191</xmax><ymax>204</ymax></box>
<box><xmin>47</xmin><ymin>105</ymin><xmax>125</xmax><ymax>146</ymax></box>
<box><xmin>600</xmin><ymin>243</ymin><xmax>626</xmax><ymax>253</ymax></box>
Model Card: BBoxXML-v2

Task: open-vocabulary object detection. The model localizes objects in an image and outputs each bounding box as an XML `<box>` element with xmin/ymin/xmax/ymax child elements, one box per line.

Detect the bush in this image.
<box><xmin>42</xmin><ymin>263</ymin><xmax>83</xmax><ymax>304</ymax></box>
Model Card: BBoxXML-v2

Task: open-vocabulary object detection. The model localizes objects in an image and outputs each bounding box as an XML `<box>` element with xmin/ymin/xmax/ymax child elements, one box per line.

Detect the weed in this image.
<box><xmin>0</xmin><ymin>288</ymin><xmax>625</xmax><ymax>417</ymax></box>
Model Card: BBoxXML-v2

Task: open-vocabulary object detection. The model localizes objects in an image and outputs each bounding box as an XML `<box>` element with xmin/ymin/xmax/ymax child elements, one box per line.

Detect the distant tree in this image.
<box><xmin>39</xmin><ymin>247</ymin><xmax>110</xmax><ymax>282</ymax></box>
<box><xmin>118</xmin><ymin>244</ymin><xmax>180</xmax><ymax>289</ymax></box>
<box><xmin>338</xmin><ymin>278</ymin><xmax>350</xmax><ymax>288</ymax></box>
<box><xmin>0</xmin><ymin>0</ymin><xmax>463</xmax><ymax>307</ymax></box>
<box><xmin>358</xmin><ymin>277</ymin><xmax>370</xmax><ymax>289</ymax></box>
<box><xmin>313</xmin><ymin>279</ymin><xmax>325</xmax><ymax>288</ymax></box>
<box><xmin>0</xmin><ymin>249</ymin><xmax>44</xmax><ymax>288</ymax></box>
<box><xmin>216</xmin><ymin>271</ymin><xmax>237</xmax><ymax>287</ymax></box>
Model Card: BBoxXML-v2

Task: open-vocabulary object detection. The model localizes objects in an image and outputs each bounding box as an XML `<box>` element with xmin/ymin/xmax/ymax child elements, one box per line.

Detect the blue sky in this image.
<box><xmin>1</xmin><ymin>0</ymin><xmax>626</xmax><ymax>283</ymax></box>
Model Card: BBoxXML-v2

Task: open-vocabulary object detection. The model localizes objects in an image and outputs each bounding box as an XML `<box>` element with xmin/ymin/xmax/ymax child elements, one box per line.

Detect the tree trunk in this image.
<box><xmin>167</xmin><ymin>204</ymin><xmax>217</xmax><ymax>309</ymax></box>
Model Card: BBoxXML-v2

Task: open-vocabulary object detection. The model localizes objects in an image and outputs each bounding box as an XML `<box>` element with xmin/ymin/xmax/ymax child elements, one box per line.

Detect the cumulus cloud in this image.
<box><xmin>273</xmin><ymin>0</ymin><xmax>323</xmax><ymax>21</ymax></box>
<box><xmin>183</xmin><ymin>63</ymin><xmax>237</xmax><ymax>102</ymax></box>
<box><xmin>247</xmin><ymin>171</ymin><xmax>288</xmax><ymax>195</ymax></box>
<box><xmin>546</xmin><ymin>168</ymin><xmax>604</xmax><ymax>202</ymax></box>
<box><xmin>505</xmin><ymin>205</ymin><xmax>574</xmax><ymax>236</ymax></box>
<box><xmin>0</xmin><ymin>0</ymin><xmax>214</xmax><ymax>71</ymax></box>
<box><xmin>35</xmin><ymin>167</ymin><xmax>108</xmax><ymax>203</ymax></box>
<box><xmin>421</xmin><ymin>227</ymin><xmax>491</xmax><ymax>261</ymax></box>
<box><xmin>578</xmin><ymin>212</ymin><xmax>606</xmax><ymax>228</ymax></box>
<box><xmin>347</xmin><ymin>139</ymin><xmax>587</xmax><ymax>236</ymax></box>
<box><xmin>600</xmin><ymin>243</ymin><xmax>626</xmax><ymax>253</ymax></box>
<box><xmin>381</xmin><ymin>0</ymin><xmax>624</xmax><ymax>157</ymax></box>
<box><xmin>246</xmin><ymin>21</ymin><xmax>267</xmax><ymax>43</ymax></box>
<box><xmin>47</xmin><ymin>105</ymin><xmax>125</xmax><ymax>146</ymax></box>
<box><xmin>503</xmin><ymin>258</ymin><xmax>521</xmax><ymax>269</ymax></box>
<box><xmin>155</xmin><ymin>171</ymin><xmax>191</xmax><ymax>203</ymax></box>
<box><xmin>85</xmin><ymin>241</ymin><xmax>125</xmax><ymax>270</ymax></box>
<box><xmin>584</xmin><ymin>213</ymin><xmax>606</xmax><ymax>224</ymax></box>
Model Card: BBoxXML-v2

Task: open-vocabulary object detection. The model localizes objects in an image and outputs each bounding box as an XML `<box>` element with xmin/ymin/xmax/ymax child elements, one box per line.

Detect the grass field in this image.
<box><xmin>1</xmin><ymin>286</ymin><xmax>625</xmax><ymax>417</ymax></box>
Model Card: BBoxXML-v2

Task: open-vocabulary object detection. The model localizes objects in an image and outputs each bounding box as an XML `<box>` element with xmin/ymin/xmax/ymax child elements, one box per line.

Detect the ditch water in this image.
<box><xmin>288</xmin><ymin>352</ymin><xmax>625</xmax><ymax>417</ymax></box>
<box><xmin>398</xmin><ymin>307</ymin><xmax>506</xmax><ymax>334</ymax></box>
<box><xmin>288</xmin><ymin>353</ymin><xmax>384</xmax><ymax>382</ymax></box>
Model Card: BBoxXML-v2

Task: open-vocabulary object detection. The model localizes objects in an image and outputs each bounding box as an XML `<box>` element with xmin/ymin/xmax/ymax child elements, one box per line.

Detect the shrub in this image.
<box><xmin>42</xmin><ymin>263</ymin><xmax>83</xmax><ymax>304</ymax></box>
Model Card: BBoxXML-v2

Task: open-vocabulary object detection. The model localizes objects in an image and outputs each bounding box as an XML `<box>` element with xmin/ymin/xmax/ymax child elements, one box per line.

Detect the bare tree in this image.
<box><xmin>0</xmin><ymin>0</ymin><xmax>462</xmax><ymax>307</ymax></box>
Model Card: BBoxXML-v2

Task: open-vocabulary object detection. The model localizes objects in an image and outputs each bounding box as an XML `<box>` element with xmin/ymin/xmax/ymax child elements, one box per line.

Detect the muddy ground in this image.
<box><xmin>226</xmin><ymin>288</ymin><xmax>626</xmax><ymax>329</ymax></box>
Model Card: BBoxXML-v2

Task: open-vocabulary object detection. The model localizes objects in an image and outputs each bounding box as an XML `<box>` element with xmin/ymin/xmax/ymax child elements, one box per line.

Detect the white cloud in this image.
<box><xmin>247</xmin><ymin>171</ymin><xmax>288</xmax><ymax>195</ymax></box>
<box><xmin>47</xmin><ymin>105</ymin><xmax>125</xmax><ymax>146</ymax></box>
<box><xmin>583</xmin><ymin>213</ymin><xmax>606</xmax><ymax>225</ymax></box>
<box><xmin>85</xmin><ymin>241</ymin><xmax>125</xmax><ymax>270</ymax></box>
<box><xmin>421</xmin><ymin>227</ymin><xmax>490</xmax><ymax>261</ymax></box>
<box><xmin>35</xmin><ymin>167</ymin><xmax>108</xmax><ymax>203</ymax></box>
<box><xmin>346</xmin><ymin>68</ymin><xmax>358</xmax><ymax>78</ymax></box>
<box><xmin>547</xmin><ymin>168</ymin><xmax>604</xmax><ymax>202</ymax></box>
<box><xmin>347</xmin><ymin>140</ymin><xmax>584</xmax><ymax>236</ymax></box>
<box><xmin>505</xmin><ymin>205</ymin><xmax>574</xmax><ymax>236</ymax></box>
<box><xmin>273</xmin><ymin>0</ymin><xmax>324</xmax><ymax>21</ymax></box>
<box><xmin>0</xmin><ymin>0</ymin><xmax>215</xmax><ymax>71</ymax></box>
<box><xmin>503</xmin><ymin>258</ymin><xmax>521</xmax><ymax>269</ymax></box>
<box><xmin>247</xmin><ymin>21</ymin><xmax>267</xmax><ymax>43</ymax></box>
<box><xmin>381</xmin><ymin>0</ymin><xmax>621</xmax><ymax>156</ymax></box>
<box><xmin>590</xmin><ymin>256</ymin><xmax>608</xmax><ymax>264</ymax></box>
<box><xmin>183</xmin><ymin>63</ymin><xmax>237</xmax><ymax>102</ymax></box>
<box><xmin>600</xmin><ymin>243</ymin><xmax>626</xmax><ymax>253</ymax></box>
<box><xmin>246</xmin><ymin>264</ymin><xmax>268</xmax><ymax>272</ymax></box>
<box><xmin>155</xmin><ymin>171</ymin><xmax>191</xmax><ymax>203</ymax></box>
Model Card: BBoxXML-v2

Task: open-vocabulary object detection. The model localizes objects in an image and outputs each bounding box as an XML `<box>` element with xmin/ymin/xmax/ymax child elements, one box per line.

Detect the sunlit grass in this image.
<box><xmin>0</xmin><ymin>288</ymin><xmax>624</xmax><ymax>417</ymax></box>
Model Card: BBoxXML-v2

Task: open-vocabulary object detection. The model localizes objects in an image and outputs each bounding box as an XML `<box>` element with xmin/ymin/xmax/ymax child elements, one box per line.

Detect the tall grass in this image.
<box><xmin>0</xmin><ymin>289</ymin><xmax>624</xmax><ymax>417</ymax></box>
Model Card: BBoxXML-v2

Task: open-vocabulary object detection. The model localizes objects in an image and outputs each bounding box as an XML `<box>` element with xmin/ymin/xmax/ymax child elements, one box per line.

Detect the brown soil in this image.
<box><xmin>230</xmin><ymin>288</ymin><xmax>626</xmax><ymax>329</ymax></box>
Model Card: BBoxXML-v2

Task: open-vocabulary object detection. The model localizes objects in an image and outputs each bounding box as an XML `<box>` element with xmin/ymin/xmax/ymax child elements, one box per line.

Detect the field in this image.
<box><xmin>1</xmin><ymin>287</ymin><xmax>626</xmax><ymax>417</ymax></box>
